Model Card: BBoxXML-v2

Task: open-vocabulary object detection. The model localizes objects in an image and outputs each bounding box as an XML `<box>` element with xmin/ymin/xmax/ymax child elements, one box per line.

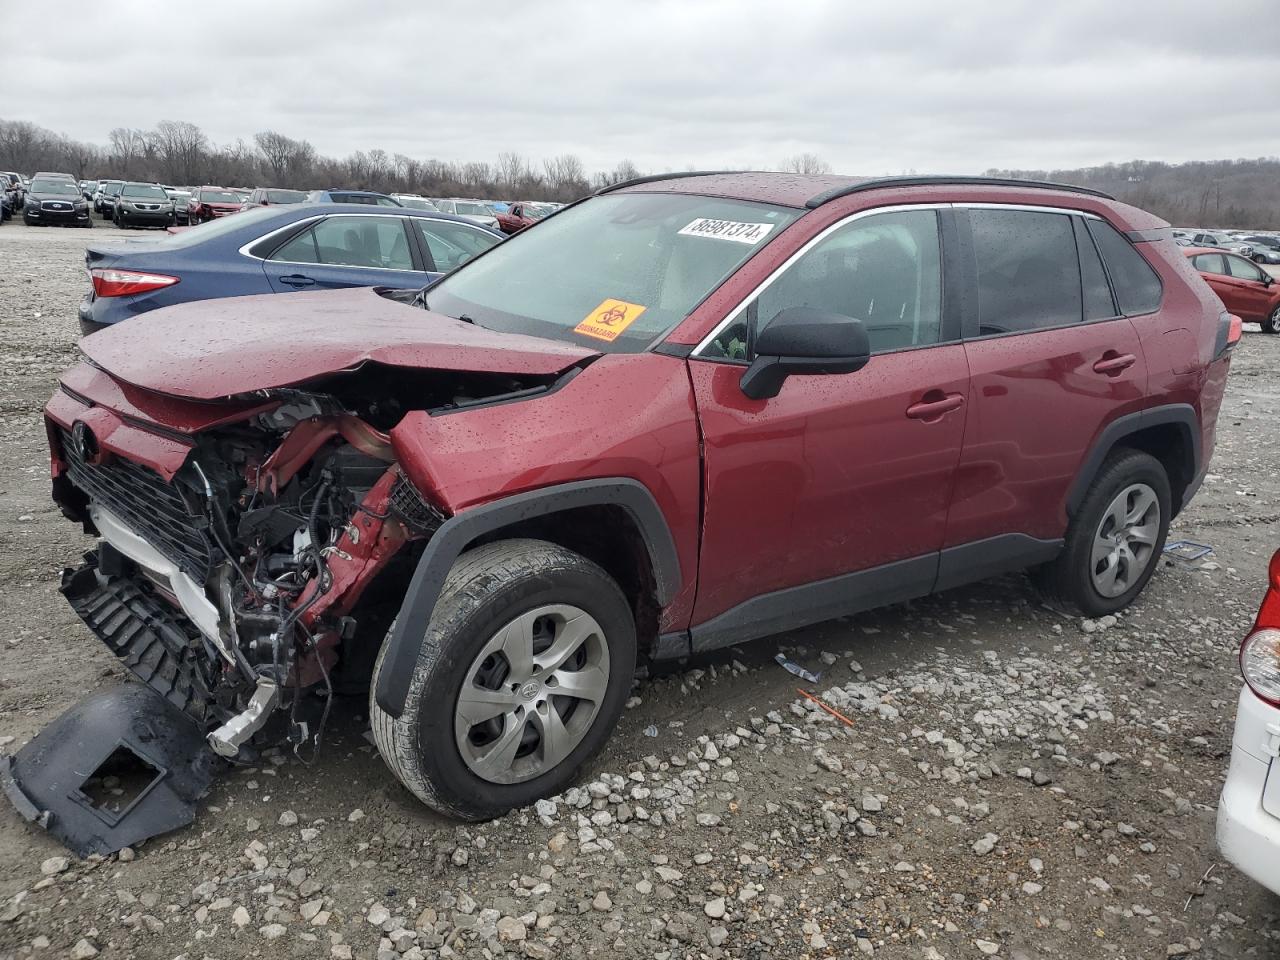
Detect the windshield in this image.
<box><xmin>454</xmin><ymin>202</ymin><xmax>493</xmax><ymax>216</ymax></box>
<box><xmin>200</xmin><ymin>189</ymin><xmax>241</xmax><ymax>203</ymax></box>
<box><xmin>397</xmin><ymin>197</ymin><xmax>436</xmax><ymax>210</ymax></box>
<box><xmin>425</xmin><ymin>192</ymin><xmax>799</xmax><ymax>353</ymax></box>
<box><xmin>31</xmin><ymin>180</ymin><xmax>79</xmax><ymax>196</ymax></box>
<box><xmin>265</xmin><ymin>189</ymin><xmax>305</xmax><ymax>203</ymax></box>
<box><xmin>122</xmin><ymin>184</ymin><xmax>168</xmax><ymax>199</ymax></box>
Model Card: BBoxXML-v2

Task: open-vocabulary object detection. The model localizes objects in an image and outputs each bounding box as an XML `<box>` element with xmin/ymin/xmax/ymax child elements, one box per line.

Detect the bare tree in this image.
<box><xmin>543</xmin><ymin>154</ymin><xmax>587</xmax><ymax>200</ymax></box>
<box><xmin>108</xmin><ymin>127</ymin><xmax>149</xmax><ymax>179</ymax></box>
<box><xmin>781</xmin><ymin>153</ymin><xmax>832</xmax><ymax>175</ymax></box>
<box><xmin>254</xmin><ymin>130</ymin><xmax>315</xmax><ymax>187</ymax></box>
<box><xmin>150</xmin><ymin>120</ymin><xmax>208</xmax><ymax>184</ymax></box>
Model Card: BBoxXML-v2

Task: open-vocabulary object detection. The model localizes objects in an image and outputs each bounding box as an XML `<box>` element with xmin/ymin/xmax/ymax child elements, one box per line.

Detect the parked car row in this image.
<box><xmin>2</xmin><ymin>172</ymin><xmax>565</xmax><ymax>233</ymax></box>
<box><xmin>1174</xmin><ymin>228</ymin><xmax>1280</xmax><ymax>265</ymax></box>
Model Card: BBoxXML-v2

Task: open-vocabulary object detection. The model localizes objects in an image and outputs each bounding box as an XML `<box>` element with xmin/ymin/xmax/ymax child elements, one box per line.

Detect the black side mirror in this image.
<box><xmin>1263</xmin><ymin>273</ymin><xmax>1274</xmax><ymax>287</ymax></box>
<box><xmin>739</xmin><ymin>307</ymin><xmax>871</xmax><ymax>400</ymax></box>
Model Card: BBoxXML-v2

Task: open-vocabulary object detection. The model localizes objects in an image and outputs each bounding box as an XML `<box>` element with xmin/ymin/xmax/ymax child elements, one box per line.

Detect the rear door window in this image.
<box><xmin>969</xmin><ymin>209</ymin><xmax>1082</xmax><ymax>334</ymax></box>
<box><xmin>1086</xmin><ymin>219</ymin><xmax>1162</xmax><ymax>315</ymax></box>
<box><xmin>413</xmin><ymin>219</ymin><xmax>501</xmax><ymax>272</ymax></box>
<box><xmin>272</xmin><ymin>216</ymin><xmax>414</xmax><ymax>270</ymax></box>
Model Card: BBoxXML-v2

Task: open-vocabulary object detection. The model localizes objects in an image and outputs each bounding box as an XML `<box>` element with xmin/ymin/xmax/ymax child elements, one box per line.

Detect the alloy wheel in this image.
<box><xmin>1267</xmin><ymin>307</ymin><xmax>1280</xmax><ymax>334</ymax></box>
<box><xmin>454</xmin><ymin>603</ymin><xmax>610</xmax><ymax>785</ymax></box>
<box><xmin>1090</xmin><ymin>482</ymin><xmax>1160</xmax><ymax>598</ymax></box>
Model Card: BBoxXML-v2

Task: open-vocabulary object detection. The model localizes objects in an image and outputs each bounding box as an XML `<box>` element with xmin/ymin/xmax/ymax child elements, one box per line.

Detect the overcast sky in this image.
<box><xmin>6</xmin><ymin>0</ymin><xmax>1280</xmax><ymax>176</ymax></box>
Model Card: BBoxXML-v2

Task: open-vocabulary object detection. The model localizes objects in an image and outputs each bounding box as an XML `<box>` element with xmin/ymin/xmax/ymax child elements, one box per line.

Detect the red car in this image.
<box><xmin>495</xmin><ymin>201</ymin><xmax>552</xmax><ymax>235</ymax></box>
<box><xmin>187</xmin><ymin>186</ymin><xmax>243</xmax><ymax>224</ymax></box>
<box><xmin>9</xmin><ymin>173</ymin><xmax>1237</xmax><ymax>854</ymax></box>
<box><xmin>1185</xmin><ymin>246</ymin><xmax>1280</xmax><ymax>334</ymax></box>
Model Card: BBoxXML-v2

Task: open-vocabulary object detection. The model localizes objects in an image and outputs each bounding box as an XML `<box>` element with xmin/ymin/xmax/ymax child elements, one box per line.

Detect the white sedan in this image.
<box><xmin>1217</xmin><ymin>549</ymin><xmax>1280</xmax><ymax>895</ymax></box>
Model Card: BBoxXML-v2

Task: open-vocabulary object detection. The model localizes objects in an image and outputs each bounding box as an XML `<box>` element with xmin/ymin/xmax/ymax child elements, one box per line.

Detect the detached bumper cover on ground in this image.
<box><xmin>0</xmin><ymin>684</ymin><xmax>218</xmax><ymax>857</ymax></box>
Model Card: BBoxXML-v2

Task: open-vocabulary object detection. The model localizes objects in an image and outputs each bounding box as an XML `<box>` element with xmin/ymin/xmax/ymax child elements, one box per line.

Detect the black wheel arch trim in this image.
<box><xmin>374</xmin><ymin>477</ymin><xmax>681</xmax><ymax>717</ymax></box>
<box><xmin>1066</xmin><ymin>403</ymin><xmax>1201</xmax><ymax>517</ymax></box>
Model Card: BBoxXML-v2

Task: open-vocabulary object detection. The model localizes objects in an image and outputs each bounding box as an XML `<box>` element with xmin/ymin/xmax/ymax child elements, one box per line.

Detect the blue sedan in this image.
<box><xmin>79</xmin><ymin>204</ymin><xmax>505</xmax><ymax>334</ymax></box>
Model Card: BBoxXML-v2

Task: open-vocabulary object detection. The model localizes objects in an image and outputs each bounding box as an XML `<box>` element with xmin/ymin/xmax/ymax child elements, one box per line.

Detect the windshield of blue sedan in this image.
<box><xmin>31</xmin><ymin>180</ymin><xmax>79</xmax><ymax>196</ymax></box>
<box><xmin>423</xmin><ymin>192</ymin><xmax>799</xmax><ymax>352</ymax></box>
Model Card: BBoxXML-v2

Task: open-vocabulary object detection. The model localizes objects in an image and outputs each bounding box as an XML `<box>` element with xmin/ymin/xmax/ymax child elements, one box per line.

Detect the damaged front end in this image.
<box><xmin>4</xmin><ymin>367</ymin><xmax>525</xmax><ymax>854</ymax></box>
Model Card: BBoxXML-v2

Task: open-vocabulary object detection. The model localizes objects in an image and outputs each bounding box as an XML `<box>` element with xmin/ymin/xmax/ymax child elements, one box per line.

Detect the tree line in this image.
<box><xmin>0</xmin><ymin>119</ymin><xmax>650</xmax><ymax>202</ymax></box>
<box><xmin>3</xmin><ymin>117</ymin><xmax>1274</xmax><ymax>225</ymax></box>
<box><xmin>986</xmin><ymin>158</ymin><xmax>1280</xmax><ymax>230</ymax></box>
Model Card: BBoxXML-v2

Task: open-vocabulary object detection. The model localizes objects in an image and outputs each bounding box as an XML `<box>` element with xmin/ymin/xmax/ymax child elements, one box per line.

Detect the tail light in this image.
<box><xmin>1214</xmin><ymin>311</ymin><xmax>1243</xmax><ymax>359</ymax></box>
<box><xmin>90</xmin><ymin>268</ymin><xmax>179</xmax><ymax>298</ymax></box>
<box><xmin>1240</xmin><ymin>549</ymin><xmax>1280</xmax><ymax>706</ymax></box>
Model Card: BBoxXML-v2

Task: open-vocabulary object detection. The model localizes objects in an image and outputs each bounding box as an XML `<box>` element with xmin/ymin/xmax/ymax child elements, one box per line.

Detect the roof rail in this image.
<box><xmin>806</xmin><ymin>175</ymin><xmax>1114</xmax><ymax>208</ymax></box>
<box><xmin>594</xmin><ymin>170</ymin><xmax>741</xmax><ymax>195</ymax></box>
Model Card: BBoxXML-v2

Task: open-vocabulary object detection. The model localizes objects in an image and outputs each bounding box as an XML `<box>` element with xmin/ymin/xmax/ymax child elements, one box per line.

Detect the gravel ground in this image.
<box><xmin>0</xmin><ymin>220</ymin><xmax>1278</xmax><ymax>959</ymax></box>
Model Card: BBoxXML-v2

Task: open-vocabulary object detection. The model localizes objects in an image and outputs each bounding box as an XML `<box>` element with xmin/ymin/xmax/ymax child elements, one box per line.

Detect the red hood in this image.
<box><xmin>80</xmin><ymin>286</ymin><xmax>599</xmax><ymax>401</ymax></box>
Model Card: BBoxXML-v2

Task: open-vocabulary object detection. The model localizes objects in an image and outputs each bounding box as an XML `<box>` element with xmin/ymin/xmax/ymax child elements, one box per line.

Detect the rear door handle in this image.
<box><xmin>1093</xmin><ymin>353</ymin><xmax>1137</xmax><ymax>374</ymax></box>
<box><xmin>279</xmin><ymin>274</ymin><xmax>315</xmax><ymax>288</ymax></box>
<box><xmin>906</xmin><ymin>392</ymin><xmax>965</xmax><ymax>421</ymax></box>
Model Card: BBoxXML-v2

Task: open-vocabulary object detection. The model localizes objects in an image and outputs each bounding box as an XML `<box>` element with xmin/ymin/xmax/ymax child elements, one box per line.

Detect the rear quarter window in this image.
<box><xmin>1086</xmin><ymin>219</ymin><xmax>1163</xmax><ymax>316</ymax></box>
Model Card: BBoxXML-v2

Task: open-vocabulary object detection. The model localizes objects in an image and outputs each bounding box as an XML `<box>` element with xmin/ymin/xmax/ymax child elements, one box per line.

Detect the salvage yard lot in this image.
<box><xmin>0</xmin><ymin>222</ymin><xmax>1278</xmax><ymax>959</ymax></box>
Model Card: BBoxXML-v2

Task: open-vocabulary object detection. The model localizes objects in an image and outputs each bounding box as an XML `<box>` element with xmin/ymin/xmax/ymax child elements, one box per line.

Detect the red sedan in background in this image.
<box><xmin>1186</xmin><ymin>246</ymin><xmax>1280</xmax><ymax>334</ymax></box>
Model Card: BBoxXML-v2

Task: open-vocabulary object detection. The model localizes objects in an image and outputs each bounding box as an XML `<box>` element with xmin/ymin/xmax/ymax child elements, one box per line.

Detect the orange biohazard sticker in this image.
<box><xmin>574</xmin><ymin>298</ymin><xmax>646</xmax><ymax>342</ymax></box>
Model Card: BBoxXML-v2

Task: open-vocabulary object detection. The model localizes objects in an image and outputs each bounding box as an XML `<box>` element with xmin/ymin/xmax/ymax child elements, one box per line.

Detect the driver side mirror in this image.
<box><xmin>739</xmin><ymin>307</ymin><xmax>871</xmax><ymax>400</ymax></box>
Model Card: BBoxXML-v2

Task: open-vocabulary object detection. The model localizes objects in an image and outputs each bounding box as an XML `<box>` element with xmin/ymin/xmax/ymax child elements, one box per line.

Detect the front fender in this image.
<box><xmin>374</xmin><ymin>477</ymin><xmax>680</xmax><ymax>717</ymax></box>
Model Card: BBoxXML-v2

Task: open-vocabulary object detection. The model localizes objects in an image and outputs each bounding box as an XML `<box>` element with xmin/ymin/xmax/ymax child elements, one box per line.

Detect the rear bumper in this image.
<box><xmin>1216</xmin><ymin>689</ymin><xmax>1280</xmax><ymax>896</ymax></box>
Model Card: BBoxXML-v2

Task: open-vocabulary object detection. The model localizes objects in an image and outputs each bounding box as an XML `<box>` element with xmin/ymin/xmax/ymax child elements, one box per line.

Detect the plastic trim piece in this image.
<box><xmin>374</xmin><ymin>478</ymin><xmax>682</xmax><ymax>717</ymax></box>
<box><xmin>805</xmin><ymin>175</ymin><xmax>1115</xmax><ymax>208</ymax></box>
<box><xmin>685</xmin><ymin>554</ymin><xmax>938</xmax><ymax>656</ymax></box>
<box><xmin>935</xmin><ymin>534</ymin><xmax>1064</xmax><ymax>593</ymax></box>
<box><xmin>594</xmin><ymin>171</ymin><xmax>741</xmax><ymax>195</ymax></box>
<box><xmin>1065</xmin><ymin>404</ymin><xmax>1201</xmax><ymax>517</ymax></box>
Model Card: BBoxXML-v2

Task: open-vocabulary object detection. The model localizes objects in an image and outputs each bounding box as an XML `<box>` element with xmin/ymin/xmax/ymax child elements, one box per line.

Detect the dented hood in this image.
<box><xmin>80</xmin><ymin>287</ymin><xmax>599</xmax><ymax>401</ymax></box>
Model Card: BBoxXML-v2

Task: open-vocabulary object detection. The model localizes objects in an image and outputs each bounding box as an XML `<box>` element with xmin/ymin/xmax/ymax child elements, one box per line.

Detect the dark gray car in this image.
<box><xmin>113</xmin><ymin>182</ymin><xmax>176</xmax><ymax>229</ymax></box>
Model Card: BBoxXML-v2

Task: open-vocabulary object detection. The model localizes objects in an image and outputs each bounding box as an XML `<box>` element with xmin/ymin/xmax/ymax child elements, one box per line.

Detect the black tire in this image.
<box><xmin>1263</xmin><ymin>307</ymin><xmax>1280</xmax><ymax>335</ymax></box>
<box><xmin>1035</xmin><ymin>448</ymin><xmax>1171</xmax><ymax>616</ymax></box>
<box><xmin>370</xmin><ymin>538</ymin><xmax>636</xmax><ymax>820</ymax></box>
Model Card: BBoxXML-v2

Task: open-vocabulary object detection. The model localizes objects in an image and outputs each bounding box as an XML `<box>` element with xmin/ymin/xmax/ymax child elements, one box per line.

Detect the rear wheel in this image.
<box><xmin>1263</xmin><ymin>307</ymin><xmax>1280</xmax><ymax>335</ymax></box>
<box><xmin>370</xmin><ymin>539</ymin><xmax>635</xmax><ymax>820</ymax></box>
<box><xmin>1035</xmin><ymin>449</ymin><xmax>1170</xmax><ymax>616</ymax></box>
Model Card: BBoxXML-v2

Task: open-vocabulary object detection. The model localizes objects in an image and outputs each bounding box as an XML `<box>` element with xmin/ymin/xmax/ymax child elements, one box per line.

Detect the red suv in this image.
<box><xmin>186</xmin><ymin>186</ymin><xmax>244</xmax><ymax>224</ymax></box>
<box><xmin>1185</xmin><ymin>245</ymin><xmax>1280</xmax><ymax>334</ymax></box>
<box><xmin>9</xmin><ymin>173</ymin><xmax>1238</xmax><ymax>852</ymax></box>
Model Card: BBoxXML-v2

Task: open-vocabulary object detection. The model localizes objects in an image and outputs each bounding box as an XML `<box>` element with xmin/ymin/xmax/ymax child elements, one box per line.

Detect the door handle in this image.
<box><xmin>1093</xmin><ymin>353</ymin><xmax>1137</xmax><ymax>375</ymax></box>
<box><xmin>906</xmin><ymin>392</ymin><xmax>965</xmax><ymax>421</ymax></box>
<box><xmin>279</xmin><ymin>274</ymin><xmax>315</xmax><ymax>288</ymax></box>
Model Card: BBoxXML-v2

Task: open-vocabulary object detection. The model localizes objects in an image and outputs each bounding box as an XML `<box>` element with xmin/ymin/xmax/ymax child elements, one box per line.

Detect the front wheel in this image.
<box><xmin>1035</xmin><ymin>448</ymin><xmax>1171</xmax><ymax>616</ymax></box>
<box><xmin>1263</xmin><ymin>307</ymin><xmax>1280</xmax><ymax>335</ymax></box>
<box><xmin>370</xmin><ymin>539</ymin><xmax>635</xmax><ymax>820</ymax></box>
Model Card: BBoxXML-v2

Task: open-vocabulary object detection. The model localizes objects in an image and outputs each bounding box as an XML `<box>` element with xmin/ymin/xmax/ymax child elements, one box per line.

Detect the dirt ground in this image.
<box><xmin>0</xmin><ymin>219</ymin><xmax>1278</xmax><ymax>959</ymax></box>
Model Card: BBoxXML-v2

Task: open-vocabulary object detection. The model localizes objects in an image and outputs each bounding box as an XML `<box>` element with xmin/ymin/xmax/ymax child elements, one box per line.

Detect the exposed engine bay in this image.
<box><xmin>48</xmin><ymin>369</ymin><xmax>553</xmax><ymax>762</ymax></box>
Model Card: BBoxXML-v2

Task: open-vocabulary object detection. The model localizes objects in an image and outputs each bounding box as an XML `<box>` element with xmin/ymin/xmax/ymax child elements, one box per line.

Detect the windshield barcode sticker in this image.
<box><xmin>678</xmin><ymin>218</ymin><xmax>776</xmax><ymax>245</ymax></box>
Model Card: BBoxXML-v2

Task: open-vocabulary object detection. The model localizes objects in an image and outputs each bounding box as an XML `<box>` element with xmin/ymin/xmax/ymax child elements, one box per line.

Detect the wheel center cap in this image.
<box><xmin>518</xmin><ymin>680</ymin><xmax>542</xmax><ymax>701</ymax></box>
